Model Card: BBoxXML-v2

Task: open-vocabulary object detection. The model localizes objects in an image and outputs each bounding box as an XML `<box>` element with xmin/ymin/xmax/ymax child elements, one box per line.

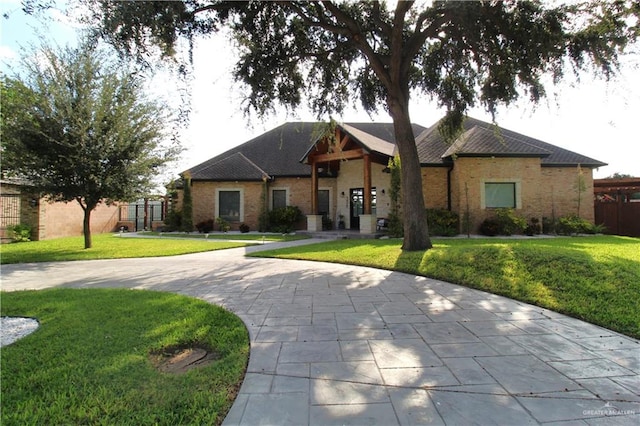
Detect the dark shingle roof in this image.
<box><xmin>187</xmin><ymin>121</ymin><xmax>426</xmax><ymax>180</ymax></box>
<box><xmin>188</xmin><ymin>122</ymin><xmax>319</xmax><ymax>180</ymax></box>
<box><xmin>187</xmin><ymin>117</ymin><xmax>605</xmax><ymax>180</ymax></box>
<box><xmin>190</xmin><ymin>152</ymin><xmax>270</xmax><ymax>181</ymax></box>
<box><xmin>417</xmin><ymin>117</ymin><xmax>607</xmax><ymax>168</ymax></box>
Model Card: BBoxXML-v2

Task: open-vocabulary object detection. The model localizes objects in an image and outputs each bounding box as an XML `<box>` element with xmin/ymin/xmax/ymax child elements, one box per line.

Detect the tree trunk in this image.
<box><xmin>387</xmin><ymin>97</ymin><xmax>432</xmax><ymax>251</ymax></box>
<box><xmin>79</xmin><ymin>202</ymin><xmax>93</xmax><ymax>249</ymax></box>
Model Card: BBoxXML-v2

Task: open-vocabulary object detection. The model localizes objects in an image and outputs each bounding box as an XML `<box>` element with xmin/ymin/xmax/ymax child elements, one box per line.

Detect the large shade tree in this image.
<box><xmin>49</xmin><ymin>0</ymin><xmax>638</xmax><ymax>250</ymax></box>
<box><xmin>1</xmin><ymin>42</ymin><xmax>181</xmax><ymax>248</ymax></box>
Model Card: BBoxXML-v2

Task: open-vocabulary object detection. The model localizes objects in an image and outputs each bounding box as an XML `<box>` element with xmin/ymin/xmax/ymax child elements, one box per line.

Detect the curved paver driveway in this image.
<box><xmin>2</xmin><ymin>239</ymin><xmax>638</xmax><ymax>425</ymax></box>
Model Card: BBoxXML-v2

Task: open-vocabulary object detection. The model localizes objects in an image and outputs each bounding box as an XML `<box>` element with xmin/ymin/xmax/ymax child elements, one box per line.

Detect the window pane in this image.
<box><xmin>272</xmin><ymin>190</ymin><xmax>287</xmax><ymax>209</ymax></box>
<box><xmin>318</xmin><ymin>190</ymin><xmax>329</xmax><ymax>216</ymax></box>
<box><xmin>219</xmin><ymin>191</ymin><xmax>240</xmax><ymax>221</ymax></box>
<box><xmin>485</xmin><ymin>183</ymin><xmax>515</xmax><ymax>208</ymax></box>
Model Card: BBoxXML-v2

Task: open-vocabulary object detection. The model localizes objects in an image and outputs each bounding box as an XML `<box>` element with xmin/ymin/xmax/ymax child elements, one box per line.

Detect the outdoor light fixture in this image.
<box><xmin>340</xmin><ymin>191</ymin><xmax>345</xmax><ymax>197</ymax></box>
<box><xmin>29</xmin><ymin>198</ymin><xmax>38</xmax><ymax>208</ymax></box>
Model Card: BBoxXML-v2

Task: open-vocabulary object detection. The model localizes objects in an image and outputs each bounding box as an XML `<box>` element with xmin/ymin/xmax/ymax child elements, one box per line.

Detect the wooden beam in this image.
<box><xmin>364</xmin><ymin>154</ymin><xmax>372</xmax><ymax>215</ymax></box>
<box><xmin>310</xmin><ymin>148</ymin><xmax>365</xmax><ymax>163</ymax></box>
<box><xmin>339</xmin><ymin>133</ymin><xmax>349</xmax><ymax>150</ymax></box>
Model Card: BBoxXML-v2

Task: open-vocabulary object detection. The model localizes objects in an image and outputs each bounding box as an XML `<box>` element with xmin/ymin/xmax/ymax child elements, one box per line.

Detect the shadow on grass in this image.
<box><xmin>0</xmin><ymin>288</ymin><xmax>249</xmax><ymax>425</ymax></box>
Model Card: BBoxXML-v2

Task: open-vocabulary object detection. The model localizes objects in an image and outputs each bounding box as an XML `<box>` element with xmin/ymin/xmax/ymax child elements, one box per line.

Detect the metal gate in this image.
<box><xmin>124</xmin><ymin>199</ymin><xmax>165</xmax><ymax>231</ymax></box>
<box><xmin>1</xmin><ymin>194</ymin><xmax>21</xmax><ymax>227</ymax></box>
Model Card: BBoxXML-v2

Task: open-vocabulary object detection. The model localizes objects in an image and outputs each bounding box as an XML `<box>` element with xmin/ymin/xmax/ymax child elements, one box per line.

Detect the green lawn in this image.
<box><xmin>0</xmin><ymin>233</ymin><xmax>255</xmax><ymax>264</ymax></box>
<box><xmin>249</xmin><ymin>236</ymin><xmax>640</xmax><ymax>339</ymax></box>
<box><xmin>140</xmin><ymin>231</ymin><xmax>310</xmax><ymax>241</ymax></box>
<box><xmin>0</xmin><ymin>288</ymin><xmax>249</xmax><ymax>425</ymax></box>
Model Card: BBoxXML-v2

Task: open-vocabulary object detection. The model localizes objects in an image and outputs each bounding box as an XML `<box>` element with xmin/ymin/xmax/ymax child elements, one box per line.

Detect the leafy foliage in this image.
<box><xmin>267</xmin><ymin>205</ymin><xmax>303</xmax><ymax>233</ymax></box>
<box><xmin>387</xmin><ymin>156</ymin><xmax>404</xmax><ymax>238</ymax></box>
<box><xmin>426</xmin><ymin>209</ymin><xmax>459</xmax><ymax>237</ymax></box>
<box><xmin>11</xmin><ymin>224</ymin><xmax>32</xmax><ymax>242</ymax></box>
<box><xmin>72</xmin><ymin>0</ymin><xmax>638</xmax><ymax>250</ymax></box>
<box><xmin>480</xmin><ymin>208</ymin><xmax>527</xmax><ymax>236</ymax></box>
<box><xmin>195</xmin><ymin>219</ymin><xmax>214</xmax><ymax>233</ymax></box>
<box><xmin>215</xmin><ymin>216</ymin><xmax>231</xmax><ymax>232</ymax></box>
<box><xmin>1</xmin><ymin>41</ymin><xmax>181</xmax><ymax>248</ymax></box>
<box><xmin>180</xmin><ymin>174</ymin><xmax>194</xmax><ymax>232</ymax></box>
<box><xmin>556</xmin><ymin>214</ymin><xmax>602</xmax><ymax>235</ymax></box>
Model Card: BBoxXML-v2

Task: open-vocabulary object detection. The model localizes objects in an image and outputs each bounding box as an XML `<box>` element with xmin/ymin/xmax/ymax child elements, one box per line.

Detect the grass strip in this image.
<box><xmin>0</xmin><ymin>233</ymin><xmax>253</xmax><ymax>264</ymax></box>
<box><xmin>0</xmin><ymin>288</ymin><xmax>249</xmax><ymax>425</ymax></box>
<box><xmin>139</xmin><ymin>231</ymin><xmax>309</xmax><ymax>241</ymax></box>
<box><xmin>249</xmin><ymin>236</ymin><xmax>640</xmax><ymax>339</ymax></box>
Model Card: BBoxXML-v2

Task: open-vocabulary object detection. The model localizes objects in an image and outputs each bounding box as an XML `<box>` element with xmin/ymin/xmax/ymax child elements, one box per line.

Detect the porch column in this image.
<box><xmin>363</xmin><ymin>154</ymin><xmax>372</xmax><ymax>215</ymax></box>
<box><xmin>311</xmin><ymin>159</ymin><xmax>318</xmax><ymax>214</ymax></box>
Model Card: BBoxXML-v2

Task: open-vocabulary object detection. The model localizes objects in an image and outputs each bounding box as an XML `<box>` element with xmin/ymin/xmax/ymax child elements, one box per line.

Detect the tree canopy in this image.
<box><xmin>40</xmin><ymin>0</ymin><xmax>639</xmax><ymax>250</ymax></box>
<box><xmin>1</xmin><ymin>41</ymin><xmax>181</xmax><ymax>248</ymax></box>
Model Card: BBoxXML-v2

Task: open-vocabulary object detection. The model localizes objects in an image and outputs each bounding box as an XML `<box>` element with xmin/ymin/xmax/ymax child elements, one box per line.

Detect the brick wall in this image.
<box><xmin>38</xmin><ymin>200</ymin><xmax>121</xmax><ymax>240</ymax></box>
<box><xmin>190</xmin><ymin>181</ymin><xmax>264</xmax><ymax>231</ymax></box>
<box><xmin>423</xmin><ymin>167</ymin><xmax>449</xmax><ymax>209</ymax></box>
<box><xmin>447</xmin><ymin>157</ymin><xmax>595</xmax><ymax>232</ymax></box>
<box><xmin>539</xmin><ymin>167</ymin><xmax>595</xmax><ymax>222</ymax></box>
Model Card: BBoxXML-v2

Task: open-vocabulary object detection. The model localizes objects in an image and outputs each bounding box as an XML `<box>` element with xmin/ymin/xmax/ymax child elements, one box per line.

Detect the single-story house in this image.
<box><xmin>180</xmin><ymin>116</ymin><xmax>606</xmax><ymax>234</ymax></box>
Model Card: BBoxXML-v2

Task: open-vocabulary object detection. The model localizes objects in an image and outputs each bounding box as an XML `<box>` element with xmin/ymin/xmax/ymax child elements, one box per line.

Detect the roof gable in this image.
<box><xmin>187</xmin><ymin>121</ymin><xmax>426</xmax><ymax>181</ymax></box>
<box><xmin>417</xmin><ymin>116</ymin><xmax>607</xmax><ymax>168</ymax></box>
<box><xmin>190</xmin><ymin>152</ymin><xmax>270</xmax><ymax>181</ymax></box>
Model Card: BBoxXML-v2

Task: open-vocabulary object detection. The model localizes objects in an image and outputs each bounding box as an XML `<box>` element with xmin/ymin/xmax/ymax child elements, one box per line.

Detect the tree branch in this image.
<box><xmin>320</xmin><ymin>1</ymin><xmax>391</xmax><ymax>88</ymax></box>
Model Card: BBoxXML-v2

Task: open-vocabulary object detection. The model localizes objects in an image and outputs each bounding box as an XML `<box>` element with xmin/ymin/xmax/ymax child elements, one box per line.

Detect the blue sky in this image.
<box><xmin>2</xmin><ymin>1</ymin><xmax>639</xmax><ymax>178</ymax></box>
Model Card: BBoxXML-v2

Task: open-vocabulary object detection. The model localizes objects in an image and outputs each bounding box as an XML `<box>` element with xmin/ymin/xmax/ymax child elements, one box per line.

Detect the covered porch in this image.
<box><xmin>301</xmin><ymin>124</ymin><xmax>395</xmax><ymax>234</ymax></box>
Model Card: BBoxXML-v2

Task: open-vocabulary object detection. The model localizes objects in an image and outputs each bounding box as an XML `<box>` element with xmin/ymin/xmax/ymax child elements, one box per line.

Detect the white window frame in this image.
<box><xmin>270</xmin><ymin>187</ymin><xmax>289</xmax><ymax>210</ymax></box>
<box><xmin>481</xmin><ymin>179</ymin><xmax>522</xmax><ymax>209</ymax></box>
<box><xmin>215</xmin><ymin>188</ymin><xmax>244</xmax><ymax>222</ymax></box>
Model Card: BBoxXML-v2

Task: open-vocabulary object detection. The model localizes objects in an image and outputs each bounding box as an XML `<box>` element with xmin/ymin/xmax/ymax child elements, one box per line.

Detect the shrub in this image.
<box><xmin>556</xmin><ymin>214</ymin><xmax>597</xmax><ymax>235</ymax></box>
<box><xmin>322</xmin><ymin>216</ymin><xmax>333</xmax><ymax>231</ymax></box>
<box><xmin>11</xmin><ymin>224</ymin><xmax>32</xmax><ymax>242</ymax></box>
<box><xmin>386</xmin><ymin>212</ymin><xmax>403</xmax><ymax>237</ymax></box>
<box><xmin>542</xmin><ymin>217</ymin><xmax>556</xmax><ymax>234</ymax></box>
<box><xmin>239</xmin><ymin>223</ymin><xmax>250</xmax><ymax>233</ymax></box>
<box><xmin>267</xmin><ymin>205</ymin><xmax>303</xmax><ymax>233</ymax></box>
<box><xmin>479</xmin><ymin>218</ymin><xmax>500</xmax><ymax>236</ymax></box>
<box><xmin>524</xmin><ymin>217</ymin><xmax>542</xmax><ymax>236</ymax></box>
<box><xmin>216</xmin><ymin>217</ymin><xmax>231</xmax><ymax>232</ymax></box>
<box><xmin>195</xmin><ymin>219</ymin><xmax>214</xmax><ymax>233</ymax></box>
<box><xmin>479</xmin><ymin>209</ymin><xmax>526</xmax><ymax>236</ymax></box>
<box><xmin>426</xmin><ymin>209</ymin><xmax>459</xmax><ymax>236</ymax></box>
<box><xmin>163</xmin><ymin>209</ymin><xmax>182</xmax><ymax>232</ymax></box>
<box><xmin>494</xmin><ymin>208</ymin><xmax>527</xmax><ymax>236</ymax></box>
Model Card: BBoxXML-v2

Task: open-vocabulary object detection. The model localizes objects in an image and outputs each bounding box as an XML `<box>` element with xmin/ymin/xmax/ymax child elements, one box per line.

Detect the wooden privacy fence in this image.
<box><xmin>595</xmin><ymin>201</ymin><xmax>640</xmax><ymax>237</ymax></box>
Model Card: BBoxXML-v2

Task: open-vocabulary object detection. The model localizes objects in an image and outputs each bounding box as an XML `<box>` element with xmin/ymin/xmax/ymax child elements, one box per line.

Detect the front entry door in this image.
<box><xmin>350</xmin><ymin>188</ymin><xmax>364</xmax><ymax>229</ymax></box>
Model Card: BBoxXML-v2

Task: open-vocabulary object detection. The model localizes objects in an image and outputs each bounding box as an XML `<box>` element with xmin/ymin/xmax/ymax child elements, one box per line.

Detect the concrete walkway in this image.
<box><xmin>2</xmin><ymin>239</ymin><xmax>638</xmax><ymax>425</ymax></box>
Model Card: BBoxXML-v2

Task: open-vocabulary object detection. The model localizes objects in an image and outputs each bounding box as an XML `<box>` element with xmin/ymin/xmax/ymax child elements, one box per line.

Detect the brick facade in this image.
<box><xmin>186</xmin><ymin>157</ymin><xmax>597</xmax><ymax>234</ymax></box>
<box><xmin>0</xmin><ymin>182</ymin><xmax>121</xmax><ymax>241</ymax></box>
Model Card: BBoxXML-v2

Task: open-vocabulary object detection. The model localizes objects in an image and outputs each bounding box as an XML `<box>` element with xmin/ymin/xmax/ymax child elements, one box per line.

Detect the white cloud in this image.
<box><xmin>0</xmin><ymin>45</ymin><xmax>17</xmax><ymax>62</ymax></box>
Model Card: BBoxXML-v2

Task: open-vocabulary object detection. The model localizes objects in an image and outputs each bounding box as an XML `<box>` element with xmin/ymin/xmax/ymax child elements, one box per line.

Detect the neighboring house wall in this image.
<box><xmin>38</xmin><ymin>200</ymin><xmax>120</xmax><ymax>240</ymax></box>
<box><xmin>0</xmin><ymin>182</ymin><xmax>121</xmax><ymax>241</ymax></box>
